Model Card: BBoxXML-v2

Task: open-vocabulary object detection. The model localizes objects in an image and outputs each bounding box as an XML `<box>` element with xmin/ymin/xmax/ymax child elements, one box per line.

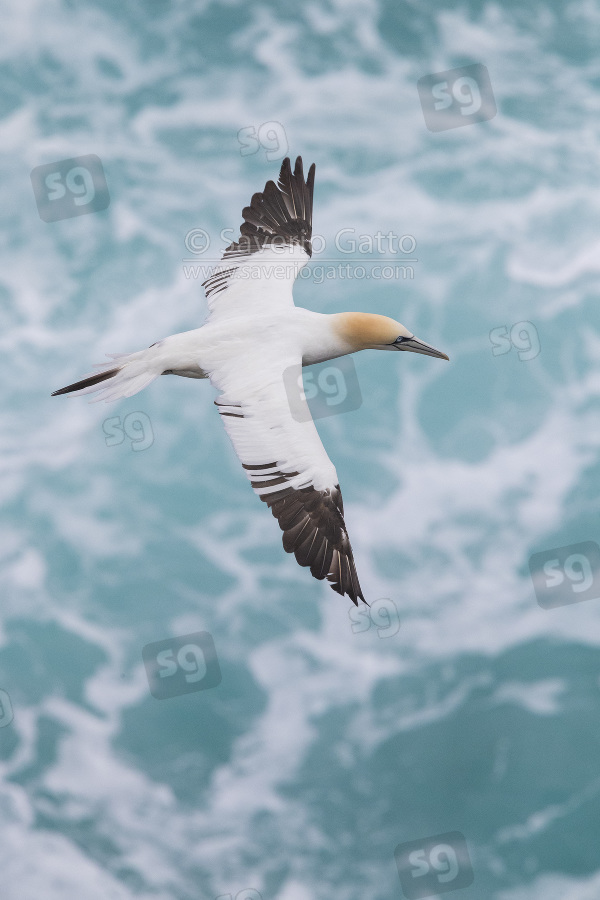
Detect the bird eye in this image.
<box><xmin>393</xmin><ymin>335</ymin><xmax>410</xmax><ymax>344</ymax></box>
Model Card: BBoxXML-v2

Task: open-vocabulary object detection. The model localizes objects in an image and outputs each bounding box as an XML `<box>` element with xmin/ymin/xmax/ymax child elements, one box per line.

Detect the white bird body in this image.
<box><xmin>145</xmin><ymin>309</ymin><xmax>351</xmax><ymax>375</ymax></box>
<box><xmin>53</xmin><ymin>157</ymin><xmax>448</xmax><ymax>605</ymax></box>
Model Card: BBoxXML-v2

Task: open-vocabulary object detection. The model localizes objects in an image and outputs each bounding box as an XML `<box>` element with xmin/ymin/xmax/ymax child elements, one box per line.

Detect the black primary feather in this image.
<box><xmin>203</xmin><ymin>156</ymin><xmax>316</xmax><ymax>298</ymax></box>
<box><xmin>51</xmin><ymin>367</ymin><xmax>121</xmax><ymax>396</ymax></box>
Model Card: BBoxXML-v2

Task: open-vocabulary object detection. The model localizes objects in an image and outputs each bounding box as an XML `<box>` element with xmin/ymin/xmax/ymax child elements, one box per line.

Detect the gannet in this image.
<box><xmin>52</xmin><ymin>157</ymin><xmax>448</xmax><ymax>605</ymax></box>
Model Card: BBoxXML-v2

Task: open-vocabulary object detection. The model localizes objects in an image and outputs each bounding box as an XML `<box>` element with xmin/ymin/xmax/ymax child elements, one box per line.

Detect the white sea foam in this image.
<box><xmin>2</xmin><ymin>0</ymin><xmax>600</xmax><ymax>896</ymax></box>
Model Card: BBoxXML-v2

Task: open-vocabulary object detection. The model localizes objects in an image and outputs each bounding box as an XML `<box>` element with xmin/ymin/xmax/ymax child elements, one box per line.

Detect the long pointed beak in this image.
<box><xmin>396</xmin><ymin>335</ymin><xmax>449</xmax><ymax>360</ymax></box>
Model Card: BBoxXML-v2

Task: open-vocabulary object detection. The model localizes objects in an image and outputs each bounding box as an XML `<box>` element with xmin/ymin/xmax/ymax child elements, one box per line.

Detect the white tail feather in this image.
<box><xmin>66</xmin><ymin>348</ymin><xmax>163</xmax><ymax>402</ymax></box>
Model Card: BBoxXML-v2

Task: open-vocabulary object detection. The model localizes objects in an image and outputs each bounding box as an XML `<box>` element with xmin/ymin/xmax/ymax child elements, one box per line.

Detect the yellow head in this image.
<box><xmin>335</xmin><ymin>313</ymin><xmax>449</xmax><ymax>359</ymax></box>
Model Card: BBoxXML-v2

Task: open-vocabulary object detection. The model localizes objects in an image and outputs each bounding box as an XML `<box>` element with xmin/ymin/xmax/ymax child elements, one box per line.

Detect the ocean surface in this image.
<box><xmin>2</xmin><ymin>1</ymin><xmax>600</xmax><ymax>898</ymax></box>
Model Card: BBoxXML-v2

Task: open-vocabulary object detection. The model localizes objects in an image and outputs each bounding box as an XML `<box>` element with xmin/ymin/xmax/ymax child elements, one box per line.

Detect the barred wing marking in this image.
<box><xmin>203</xmin><ymin>156</ymin><xmax>315</xmax><ymax>319</ymax></box>
<box><xmin>213</xmin><ymin>368</ymin><xmax>365</xmax><ymax>605</ymax></box>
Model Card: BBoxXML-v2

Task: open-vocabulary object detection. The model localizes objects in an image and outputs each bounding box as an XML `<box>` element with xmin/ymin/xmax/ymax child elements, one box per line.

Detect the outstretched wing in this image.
<box><xmin>213</xmin><ymin>353</ymin><xmax>366</xmax><ymax>605</ymax></box>
<box><xmin>203</xmin><ymin>156</ymin><xmax>316</xmax><ymax>322</ymax></box>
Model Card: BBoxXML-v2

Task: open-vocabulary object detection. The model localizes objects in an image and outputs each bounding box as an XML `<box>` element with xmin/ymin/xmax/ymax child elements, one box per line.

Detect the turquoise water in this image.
<box><xmin>2</xmin><ymin>1</ymin><xmax>600</xmax><ymax>897</ymax></box>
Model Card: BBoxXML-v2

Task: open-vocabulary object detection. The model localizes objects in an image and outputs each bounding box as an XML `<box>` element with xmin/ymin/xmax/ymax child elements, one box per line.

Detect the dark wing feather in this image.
<box><xmin>203</xmin><ymin>155</ymin><xmax>315</xmax><ymax>300</ymax></box>
<box><xmin>258</xmin><ymin>480</ymin><xmax>366</xmax><ymax>606</ymax></box>
<box><xmin>212</xmin><ymin>362</ymin><xmax>366</xmax><ymax>606</ymax></box>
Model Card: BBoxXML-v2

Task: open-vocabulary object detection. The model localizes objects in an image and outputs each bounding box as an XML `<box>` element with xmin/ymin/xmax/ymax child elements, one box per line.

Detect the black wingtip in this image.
<box><xmin>278</xmin><ymin>156</ymin><xmax>292</xmax><ymax>179</ymax></box>
<box><xmin>277</xmin><ymin>155</ymin><xmax>314</xmax><ymax>193</ymax></box>
<box><xmin>215</xmin><ymin>154</ymin><xmax>317</xmax><ymax>279</ymax></box>
<box><xmin>51</xmin><ymin>367</ymin><xmax>121</xmax><ymax>396</ymax></box>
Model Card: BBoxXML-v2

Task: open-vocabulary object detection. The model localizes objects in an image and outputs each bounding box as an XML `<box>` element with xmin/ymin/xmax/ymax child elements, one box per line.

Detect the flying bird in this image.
<box><xmin>52</xmin><ymin>157</ymin><xmax>448</xmax><ymax>605</ymax></box>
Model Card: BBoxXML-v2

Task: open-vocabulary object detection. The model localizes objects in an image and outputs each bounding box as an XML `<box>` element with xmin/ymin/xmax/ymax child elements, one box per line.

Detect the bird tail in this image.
<box><xmin>51</xmin><ymin>348</ymin><xmax>162</xmax><ymax>402</ymax></box>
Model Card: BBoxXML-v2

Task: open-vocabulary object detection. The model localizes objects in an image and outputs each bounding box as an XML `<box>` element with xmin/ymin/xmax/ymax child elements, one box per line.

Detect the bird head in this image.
<box><xmin>336</xmin><ymin>313</ymin><xmax>449</xmax><ymax>360</ymax></box>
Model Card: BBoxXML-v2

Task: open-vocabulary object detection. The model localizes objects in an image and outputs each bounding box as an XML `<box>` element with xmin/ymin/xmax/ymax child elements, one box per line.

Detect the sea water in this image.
<box><xmin>2</xmin><ymin>1</ymin><xmax>600</xmax><ymax>898</ymax></box>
